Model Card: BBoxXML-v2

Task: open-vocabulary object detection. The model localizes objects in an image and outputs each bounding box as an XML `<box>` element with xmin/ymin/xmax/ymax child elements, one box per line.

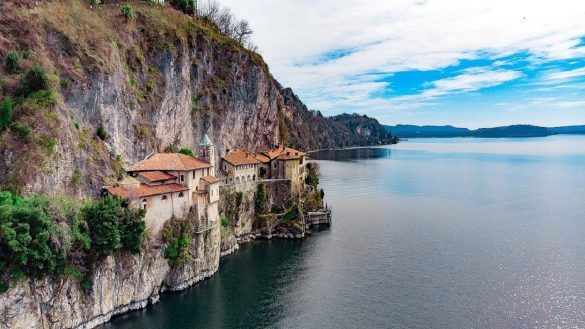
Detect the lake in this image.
<box><xmin>106</xmin><ymin>136</ymin><xmax>585</xmax><ymax>329</ymax></box>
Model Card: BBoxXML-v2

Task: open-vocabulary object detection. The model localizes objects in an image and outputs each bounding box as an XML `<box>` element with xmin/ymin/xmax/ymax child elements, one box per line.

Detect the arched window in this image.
<box><xmin>180</xmin><ymin>174</ymin><xmax>185</xmax><ymax>182</ymax></box>
<box><xmin>178</xmin><ymin>192</ymin><xmax>184</xmax><ymax>198</ymax></box>
<box><xmin>142</xmin><ymin>199</ymin><xmax>147</xmax><ymax>210</ymax></box>
<box><xmin>162</xmin><ymin>195</ymin><xmax>168</xmax><ymax>200</ymax></box>
<box><xmin>253</xmin><ymin>175</ymin><xmax>256</xmax><ymax>181</ymax></box>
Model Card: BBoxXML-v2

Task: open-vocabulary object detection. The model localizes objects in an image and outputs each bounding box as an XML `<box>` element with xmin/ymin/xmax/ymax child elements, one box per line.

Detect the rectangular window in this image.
<box><xmin>181</xmin><ymin>174</ymin><xmax>185</xmax><ymax>182</ymax></box>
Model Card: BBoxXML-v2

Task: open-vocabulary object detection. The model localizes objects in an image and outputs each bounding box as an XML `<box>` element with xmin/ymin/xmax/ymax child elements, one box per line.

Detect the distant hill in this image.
<box><xmin>472</xmin><ymin>125</ymin><xmax>550</xmax><ymax>138</ymax></box>
<box><xmin>384</xmin><ymin>125</ymin><xmax>471</xmax><ymax>137</ymax></box>
<box><xmin>384</xmin><ymin>124</ymin><xmax>585</xmax><ymax>138</ymax></box>
<box><xmin>549</xmin><ymin>125</ymin><xmax>585</xmax><ymax>135</ymax></box>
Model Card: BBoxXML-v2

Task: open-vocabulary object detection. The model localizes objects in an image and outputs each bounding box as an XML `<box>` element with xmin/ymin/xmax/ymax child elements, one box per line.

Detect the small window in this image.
<box><xmin>178</xmin><ymin>192</ymin><xmax>184</xmax><ymax>198</ymax></box>
<box><xmin>181</xmin><ymin>174</ymin><xmax>185</xmax><ymax>182</ymax></box>
<box><xmin>162</xmin><ymin>195</ymin><xmax>168</xmax><ymax>200</ymax></box>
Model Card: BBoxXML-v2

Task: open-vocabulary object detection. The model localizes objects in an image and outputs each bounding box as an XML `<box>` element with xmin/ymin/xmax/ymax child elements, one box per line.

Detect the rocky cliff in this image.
<box><xmin>0</xmin><ymin>0</ymin><xmax>394</xmax><ymax>198</ymax></box>
<box><xmin>0</xmin><ymin>226</ymin><xmax>221</xmax><ymax>329</ymax></box>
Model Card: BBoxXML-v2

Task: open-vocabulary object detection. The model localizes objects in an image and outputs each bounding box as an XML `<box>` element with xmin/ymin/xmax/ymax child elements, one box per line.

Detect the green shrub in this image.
<box><xmin>83</xmin><ymin>196</ymin><xmax>146</xmax><ymax>256</ymax></box>
<box><xmin>71</xmin><ymin>169</ymin><xmax>81</xmax><ymax>185</ymax></box>
<box><xmin>74</xmin><ymin>122</ymin><xmax>80</xmax><ymax>130</ymax></box>
<box><xmin>0</xmin><ymin>281</ymin><xmax>8</xmax><ymax>294</ymax></box>
<box><xmin>96</xmin><ymin>124</ymin><xmax>108</xmax><ymax>140</ymax></box>
<box><xmin>119</xmin><ymin>201</ymin><xmax>146</xmax><ymax>253</ymax></box>
<box><xmin>0</xmin><ymin>191</ymin><xmax>143</xmax><ymax>292</ymax></box>
<box><xmin>282</xmin><ymin>205</ymin><xmax>298</xmax><ymax>223</ymax></box>
<box><xmin>121</xmin><ymin>4</ymin><xmax>134</xmax><ymax>20</ymax></box>
<box><xmin>221</xmin><ymin>217</ymin><xmax>228</xmax><ymax>228</ymax></box>
<box><xmin>178</xmin><ymin>148</ymin><xmax>195</xmax><ymax>157</ymax></box>
<box><xmin>0</xmin><ymin>98</ymin><xmax>14</xmax><ymax>130</ymax></box>
<box><xmin>305</xmin><ymin>162</ymin><xmax>320</xmax><ymax>188</ymax></box>
<box><xmin>5</xmin><ymin>51</ymin><xmax>21</xmax><ymax>74</ymax></box>
<box><xmin>39</xmin><ymin>135</ymin><xmax>56</xmax><ymax>153</ymax></box>
<box><xmin>0</xmin><ymin>193</ymin><xmax>62</xmax><ymax>278</ymax></box>
<box><xmin>163</xmin><ymin>222</ymin><xmax>191</xmax><ymax>267</ymax></box>
<box><xmin>9</xmin><ymin>122</ymin><xmax>31</xmax><ymax>141</ymax></box>
<box><xmin>255</xmin><ymin>182</ymin><xmax>266</xmax><ymax>214</ymax></box>
<box><xmin>235</xmin><ymin>192</ymin><xmax>244</xmax><ymax>208</ymax></box>
<box><xmin>80</xmin><ymin>276</ymin><xmax>91</xmax><ymax>289</ymax></box>
<box><xmin>16</xmin><ymin>67</ymin><xmax>50</xmax><ymax>97</ymax></box>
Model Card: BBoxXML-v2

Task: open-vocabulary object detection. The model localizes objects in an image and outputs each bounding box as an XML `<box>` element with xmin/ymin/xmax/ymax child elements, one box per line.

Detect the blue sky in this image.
<box><xmin>218</xmin><ymin>0</ymin><xmax>585</xmax><ymax>128</ymax></box>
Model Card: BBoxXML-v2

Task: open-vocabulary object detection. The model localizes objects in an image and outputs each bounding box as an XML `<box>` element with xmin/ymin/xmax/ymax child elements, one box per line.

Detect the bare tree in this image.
<box><xmin>235</xmin><ymin>20</ymin><xmax>253</xmax><ymax>44</ymax></box>
<box><xmin>217</xmin><ymin>7</ymin><xmax>235</xmax><ymax>37</ymax></box>
<box><xmin>246</xmin><ymin>41</ymin><xmax>259</xmax><ymax>52</ymax></box>
<box><xmin>197</xmin><ymin>0</ymin><xmax>258</xmax><ymax>52</ymax></box>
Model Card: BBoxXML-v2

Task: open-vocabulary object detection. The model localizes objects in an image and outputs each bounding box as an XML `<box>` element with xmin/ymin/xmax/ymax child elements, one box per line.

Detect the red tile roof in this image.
<box><xmin>253</xmin><ymin>153</ymin><xmax>271</xmax><ymax>163</ymax></box>
<box><xmin>201</xmin><ymin>175</ymin><xmax>220</xmax><ymax>184</ymax></box>
<box><xmin>130</xmin><ymin>153</ymin><xmax>212</xmax><ymax>172</ymax></box>
<box><xmin>106</xmin><ymin>183</ymin><xmax>189</xmax><ymax>199</ymax></box>
<box><xmin>264</xmin><ymin>146</ymin><xmax>306</xmax><ymax>160</ymax></box>
<box><xmin>138</xmin><ymin>171</ymin><xmax>177</xmax><ymax>182</ymax></box>
<box><xmin>222</xmin><ymin>150</ymin><xmax>261</xmax><ymax>166</ymax></box>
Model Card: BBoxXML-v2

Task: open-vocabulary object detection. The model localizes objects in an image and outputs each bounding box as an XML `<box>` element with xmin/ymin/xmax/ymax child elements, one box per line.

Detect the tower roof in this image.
<box><xmin>199</xmin><ymin>134</ymin><xmax>212</xmax><ymax>146</ymax></box>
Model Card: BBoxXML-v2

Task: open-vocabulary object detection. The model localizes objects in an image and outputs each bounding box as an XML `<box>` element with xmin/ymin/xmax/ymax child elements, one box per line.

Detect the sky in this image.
<box><xmin>218</xmin><ymin>0</ymin><xmax>585</xmax><ymax>128</ymax></box>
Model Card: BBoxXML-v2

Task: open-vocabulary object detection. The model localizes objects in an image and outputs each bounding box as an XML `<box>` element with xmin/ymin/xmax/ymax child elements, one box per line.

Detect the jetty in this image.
<box><xmin>306</xmin><ymin>204</ymin><xmax>332</xmax><ymax>229</ymax></box>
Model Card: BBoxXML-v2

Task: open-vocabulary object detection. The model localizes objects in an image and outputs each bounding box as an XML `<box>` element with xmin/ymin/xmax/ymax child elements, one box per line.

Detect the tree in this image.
<box><xmin>83</xmin><ymin>196</ymin><xmax>145</xmax><ymax>257</ymax></box>
<box><xmin>179</xmin><ymin>148</ymin><xmax>195</xmax><ymax>157</ymax></box>
<box><xmin>234</xmin><ymin>20</ymin><xmax>253</xmax><ymax>44</ymax></box>
<box><xmin>119</xmin><ymin>200</ymin><xmax>146</xmax><ymax>253</ymax></box>
<box><xmin>171</xmin><ymin>0</ymin><xmax>196</xmax><ymax>15</ymax></box>
<box><xmin>83</xmin><ymin>197</ymin><xmax>123</xmax><ymax>256</ymax></box>
<box><xmin>0</xmin><ymin>194</ymin><xmax>62</xmax><ymax>278</ymax></box>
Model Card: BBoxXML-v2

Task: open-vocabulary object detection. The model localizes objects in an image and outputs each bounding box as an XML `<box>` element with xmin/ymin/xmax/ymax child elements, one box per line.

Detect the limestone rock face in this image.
<box><xmin>0</xmin><ymin>228</ymin><xmax>219</xmax><ymax>329</ymax></box>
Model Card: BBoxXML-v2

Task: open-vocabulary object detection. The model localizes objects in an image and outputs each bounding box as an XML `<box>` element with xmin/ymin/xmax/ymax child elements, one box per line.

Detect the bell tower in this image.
<box><xmin>198</xmin><ymin>133</ymin><xmax>215</xmax><ymax>175</ymax></box>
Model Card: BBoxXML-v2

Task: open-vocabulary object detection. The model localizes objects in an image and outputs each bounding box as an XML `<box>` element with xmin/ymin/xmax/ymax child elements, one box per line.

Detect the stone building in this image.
<box><xmin>105</xmin><ymin>136</ymin><xmax>220</xmax><ymax>235</ymax></box>
<box><xmin>220</xmin><ymin>150</ymin><xmax>261</xmax><ymax>184</ymax></box>
<box><xmin>258</xmin><ymin>146</ymin><xmax>307</xmax><ymax>193</ymax></box>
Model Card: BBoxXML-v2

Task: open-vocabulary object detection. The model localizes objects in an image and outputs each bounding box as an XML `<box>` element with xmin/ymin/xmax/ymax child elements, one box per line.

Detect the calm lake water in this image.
<box><xmin>107</xmin><ymin>136</ymin><xmax>585</xmax><ymax>329</ymax></box>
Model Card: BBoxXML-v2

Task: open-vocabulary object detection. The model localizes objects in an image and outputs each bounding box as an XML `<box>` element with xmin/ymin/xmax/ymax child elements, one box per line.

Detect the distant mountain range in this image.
<box><xmin>383</xmin><ymin>124</ymin><xmax>585</xmax><ymax>138</ymax></box>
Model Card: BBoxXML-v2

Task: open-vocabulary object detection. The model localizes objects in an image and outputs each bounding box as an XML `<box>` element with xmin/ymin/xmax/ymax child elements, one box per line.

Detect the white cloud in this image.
<box><xmin>218</xmin><ymin>0</ymin><xmax>585</xmax><ymax>115</ymax></box>
<box><xmin>542</xmin><ymin>67</ymin><xmax>585</xmax><ymax>82</ymax></box>
<box><xmin>424</xmin><ymin>69</ymin><xmax>522</xmax><ymax>97</ymax></box>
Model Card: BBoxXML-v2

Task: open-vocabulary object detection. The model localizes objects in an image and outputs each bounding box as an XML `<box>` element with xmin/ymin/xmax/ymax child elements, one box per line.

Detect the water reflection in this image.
<box><xmin>309</xmin><ymin>147</ymin><xmax>392</xmax><ymax>161</ymax></box>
